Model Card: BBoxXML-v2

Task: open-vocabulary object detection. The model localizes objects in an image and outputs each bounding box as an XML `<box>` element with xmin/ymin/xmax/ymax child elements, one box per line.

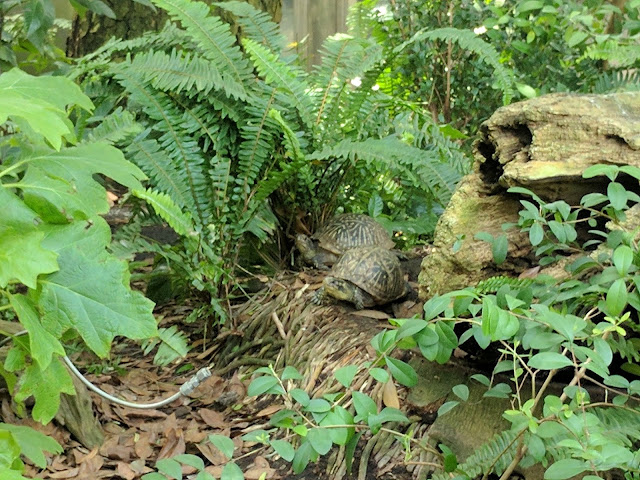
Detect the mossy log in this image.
<box><xmin>419</xmin><ymin>92</ymin><xmax>640</xmax><ymax>298</ymax></box>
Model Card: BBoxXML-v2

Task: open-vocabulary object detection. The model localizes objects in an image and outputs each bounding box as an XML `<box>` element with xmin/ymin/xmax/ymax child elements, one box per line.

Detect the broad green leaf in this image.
<box><xmin>10</xmin><ymin>294</ymin><xmax>65</xmax><ymax>370</ymax></box>
<box><xmin>319</xmin><ymin>406</ymin><xmax>354</xmax><ymax>446</ymax></box>
<box><xmin>37</xmin><ymin>248</ymin><xmax>157</xmax><ymax>358</ymax></box>
<box><xmin>385</xmin><ymin>357</ymin><xmax>417</xmax><ymax>387</ymax></box>
<box><xmin>173</xmin><ymin>454</ymin><xmax>205</xmax><ymax>470</ymax></box>
<box><xmin>607</xmin><ymin>181</ymin><xmax>627</xmax><ymax>210</ymax></box>
<box><xmin>439</xmin><ymin>443</ymin><xmax>458</xmax><ymax>472</ymax></box>
<box><xmin>396</xmin><ymin>318</ymin><xmax>428</xmax><ymax>340</ymax></box>
<box><xmin>270</xmin><ymin>439</ymin><xmax>295</xmax><ymax>462</ymax></box>
<box><xmin>435</xmin><ymin>321</ymin><xmax>458</xmax><ymax>349</ymax></box>
<box><xmin>352</xmin><ymin>391</ymin><xmax>377</xmax><ymax>421</ymax></box>
<box><xmin>307</xmin><ymin>428</ymin><xmax>332</xmax><ymax>455</ymax></box>
<box><xmin>492</xmin><ymin>234</ymin><xmax>508</xmax><ymax>264</ymax></box>
<box><xmin>423</xmin><ymin>295</ymin><xmax>450</xmax><ymax>321</ymax></box>
<box><xmin>368</xmin><ymin>193</ymin><xmax>383</xmax><ymax>218</ymax></box>
<box><xmin>156</xmin><ymin>458</ymin><xmax>182</xmax><ymax>479</ymax></box>
<box><xmin>613</xmin><ymin>245</ymin><xmax>633</xmax><ymax>275</ymax></box>
<box><xmin>452</xmin><ymin>384</ymin><xmax>469</xmax><ymax>401</ymax></box>
<box><xmin>544</xmin><ymin>458</ymin><xmax>589</xmax><ymax>479</ymax></box>
<box><xmin>516</xmin><ymin>83</ymin><xmax>537</xmax><ymax>98</ymax></box>
<box><xmin>605</xmin><ymin>278</ymin><xmax>628</xmax><ymax>316</ymax></box>
<box><xmin>72</xmin><ymin>0</ymin><xmax>117</xmax><ymax>18</ymax></box>
<box><xmin>518</xmin><ymin>0</ymin><xmax>543</xmax><ymax>13</ymax></box>
<box><xmin>281</xmin><ymin>366</ymin><xmax>303</xmax><ymax>381</ymax></box>
<box><xmin>292</xmin><ymin>440</ymin><xmax>314</xmax><ymax>474</ymax></box>
<box><xmin>369</xmin><ymin>368</ymin><xmax>390</xmax><ymax>383</ymax></box>
<box><xmin>528</xmin><ymin>352</ymin><xmax>573</xmax><ymax>370</ymax></box>
<box><xmin>334</xmin><ymin>365</ymin><xmax>358</xmax><ymax>388</ymax></box>
<box><xmin>209</xmin><ymin>434</ymin><xmax>235</xmax><ymax>459</ymax></box>
<box><xmin>0</xmin><ymin>226</ymin><xmax>58</xmax><ymax>289</ymax></box>
<box><xmin>0</xmin><ymin>429</ymin><xmax>21</xmax><ymax>468</ymax></box>
<box><xmin>0</xmin><ymin>466</ymin><xmax>29</xmax><ymax>480</ymax></box>
<box><xmin>14</xmin><ymin>358</ymin><xmax>75</xmax><ymax>424</ymax></box>
<box><xmin>437</xmin><ymin>401</ymin><xmax>459</xmax><ymax>416</ymax></box>
<box><xmin>142</xmin><ymin>474</ymin><xmax>167</xmax><ymax>480</ymax></box>
<box><xmin>290</xmin><ymin>388</ymin><xmax>310</xmax><ymax>407</ymax></box>
<box><xmin>566</xmin><ymin>31</ymin><xmax>589</xmax><ymax>47</ymax></box>
<box><xmin>593</xmin><ymin>337</ymin><xmax>613</xmax><ymax>367</ymax></box>
<box><xmin>247</xmin><ymin>376</ymin><xmax>279</xmax><ymax>397</ymax></box>
<box><xmin>221</xmin><ymin>462</ymin><xmax>243</xmax><ymax>480</ymax></box>
<box><xmin>529</xmin><ymin>222</ymin><xmax>544</xmax><ymax>246</ymax></box>
<box><xmin>306</xmin><ymin>399</ymin><xmax>331</xmax><ymax>413</ymax></box>
<box><xmin>371</xmin><ymin>407</ymin><xmax>409</xmax><ymax>425</ymax></box>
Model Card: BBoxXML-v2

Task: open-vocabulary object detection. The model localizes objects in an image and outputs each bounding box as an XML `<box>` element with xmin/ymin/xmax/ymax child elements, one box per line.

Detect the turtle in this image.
<box><xmin>312</xmin><ymin>246</ymin><xmax>409</xmax><ymax>309</ymax></box>
<box><xmin>295</xmin><ymin>214</ymin><xmax>394</xmax><ymax>269</ymax></box>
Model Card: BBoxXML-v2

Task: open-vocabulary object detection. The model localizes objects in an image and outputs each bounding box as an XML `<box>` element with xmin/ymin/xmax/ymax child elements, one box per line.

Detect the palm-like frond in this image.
<box><xmin>151</xmin><ymin>0</ymin><xmax>252</xmax><ymax>100</ymax></box>
<box><xmin>243</xmin><ymin>38</ymin><xmax>315</xmax><ymax>127</ymax></box>
<box><xmin>213</xmin><ymin>1</ymin><xmax>287</xmax><ymax>53</ymax></box>
<box><xmin>395</xmin><ymin>27</ymin><xmax>515</xmax><ymax>105</ymax></box>
<box><xmin>583</xmin><ymin>40</ymin><xmax>640</xmax><ymax>68</ymax></box>
<box><xmin>133</xmin><ymin>188</ymin><xmax>196</xmax><ymax>237</ymax></box>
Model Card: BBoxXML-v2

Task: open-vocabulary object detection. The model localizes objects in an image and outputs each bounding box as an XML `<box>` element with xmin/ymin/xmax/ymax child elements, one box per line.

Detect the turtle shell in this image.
<box><xmin>314</xmin><ymin>214</ymin><xmax>394</xmax><ymax>254</ymax></box>
<box><xmin>330</xmin><ymin>246</ymin><xmax>405</xmax><ymax>304</ymax></box>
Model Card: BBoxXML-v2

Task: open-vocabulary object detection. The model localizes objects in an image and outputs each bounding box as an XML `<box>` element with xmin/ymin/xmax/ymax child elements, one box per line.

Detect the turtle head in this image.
<box><xmin>322</xmin><ymin>276</ymin><xmax>357</xmax><ymax>302</ymax></box>
<box><xmin>295</xmin><ymin>234</ymin><xmax>316</xmax><ymax>262</ymax></box>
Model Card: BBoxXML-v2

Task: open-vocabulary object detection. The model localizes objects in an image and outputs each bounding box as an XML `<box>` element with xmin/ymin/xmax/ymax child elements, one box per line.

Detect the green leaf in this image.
<box><xmin>352</xmin><ymin>391</ymin><xmax>377</xmax><ymax>421</ymax></box>
<box><xmin>516</xmin><ymin>83</ymin><xmax>537</xmax><ymax>98</ymax></box>
<box><xmin>384</xmin><ymin>357</ymin><xmax>417</xmax><ymax>387</ymax></box>
<box><xmin>528</xmin><ymin>352</ymin><xmax>573</xmax><ymax>370</ymax></box>
<box><xmin>319</xmin><ymin>406</ymin><xmax>354</xmax><ymax>446</ymax></box>
<box><xmin>613</xmin><ymin>245</ymin><xmax>634</xmax><ymax>275</ymax></box>
<box><xmin>292</xmin><ymin>440</ymin><xmax>314</xmax><ymax>474</ymax></box>
<box><xmin>396</xmin><ymin>318</ymin><xmax>428</xmax><ymax>340</ymax></box>
<box><xmin>607</xmin><ymin>181</ymin><xmax>628</xmax><ymax>210</ymax></box>
<box><xmin>371</xmin><ymin>407</ymin><xmax>409</xmax><ymax>425</ymax></box>
<box><xmin>10</xmin><ymin>294</ymin><xmax>65</xmax><ymax>370</ymax></box>
<box><xmin>517</xmin><ymin>0</ymin><xmax>544</xmax><ymax>13</ymax></box>
<box><xmin>492</xmin><ymin>234</ymin><xmax>508</xmax><ymax>264</ymax></box>
<box><xmin>0</xmin><ymin>189</ymin><xmax>59</xmax><ymax>288</ymax></box>
<box><xmin>423</xmin><ymin>295</ymin><xmax>450</xmax><ymax>321</ymax></box>
<box><xmin>290</xmin><ymin>388</ymin><xmax>310</xmax><ymax>407</ymax></box>
<box><xmin>437</xmin><ymin>401</ymin><xmax>459</xmax><ymax>416</ymax></box>
<box><xmin>368</xmin><ymin>193</ymin><xmax>384</xmax><ymax>218</ymax></box>
<box><xmin>0</xmin><ymin>429</ymin><xmax>21</xmax><ymax>470</ymax></box>
<box><xmin>544</xmin><ymin>459</ymin><xmax>589</xmax><ymax>479</ymax></box>
<box><xmin>221</xmin><ymin>462</ymin><xmax>244</xmax><ymax>480</ymax></box>
<box><xmin>435</xmin><ymin>321</ymin><xmax>458</xmax><ymax>349</ymax></box>
<box><xmin>529</xmin><ymin>222</ymin><xmax>544</xmax><ymax>246</ymax></box>
<box><xmin>369</xmin><ymin>368</ymin><xmax>390</xmax><ymax>383</ymax></box>
<box><xmin>307</xmin><ymin>428</ymin><xmax>332</xmax><ymax>455</ymax></box>
<box><xmin>173</xmin><ymin>454</ymin><xmax>205</xmax><ymax>470</ymax></box>
<box><xmin>270</xmin><ymin>439</ymin><xmax>295</xmax><ymax>462</ymax></box>
<box><xmin>208</xmin><ymin>434</ymin><xmax>235</xmax><ymax>459</ymax></box>
<box><xmin>37</xmin><ymin>247</ymin><xmax>157</xmax><ymax>358</ymax></box>
<box><xmin>334</xmin><ymin>365</ymin><xmax>358</xmax><ymax>388</ymax></box>
<box><xmin>247</xmin><ymin>376</ymin><xmax>280</xmax><ymax>397</ymax></box>
<box><xmin>133</xmin><ymin>189</ymin><xmax>195</xmax><ymax>237</ymax></box>
<box><xmin>72</xmin><ymin>0</ymin><xmax>116</xmax><ymax>18</ymax></box>
<box><xmin>452</xmin><ymin>384</ymin><xmax>469</xmax><ymax>401</ymax></box>
<box><xmin>14</xmin><ymin>358</ymin><xmax>75</xmax><ymax>424</ymax></box>
<box><xmin>281</xmin><ymin>366</ymin><xmax>303</xmax><ymax>381</ymax></box>
<box><xmin>306</xmin><ymin>399</ymin><xmax>331</xmax><ymax>413</ymax></box>
<box><xmin>566</xmin><ymin>30</ymin><xmax>589</xmax><ymax>47</ymax></box>
<box><xmin>0</xmin><ymin>423</ymin><xmax>62</xmax><ymax>468</ymax></box>
<box><xmin>605</xmin><ymin>278</ymin><xmax>628</xmax><ymax>316</ymax></box>
<box><xmin>156</xmin><ymin>458</ymin><xmax>183</xmax><ymax>479</ymax></box>
<box><xmin>439</xmin><ymin>443</ymin><xmax>458</xmax><ymax>472</ymax></box>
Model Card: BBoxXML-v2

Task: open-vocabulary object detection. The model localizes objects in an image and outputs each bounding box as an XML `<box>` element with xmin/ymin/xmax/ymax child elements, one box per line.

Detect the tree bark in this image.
<box><xmin>66</xmin><ymin>0</ymin><xmax>282</xmax><ymax>58</ymax></box>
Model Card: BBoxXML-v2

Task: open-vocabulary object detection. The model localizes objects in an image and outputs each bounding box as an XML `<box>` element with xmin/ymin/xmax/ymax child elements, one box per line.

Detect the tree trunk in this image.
<box><xmin>66</xmin><ymin>0</ymin><xmax>282</xmax><ymax>58</ymax></box>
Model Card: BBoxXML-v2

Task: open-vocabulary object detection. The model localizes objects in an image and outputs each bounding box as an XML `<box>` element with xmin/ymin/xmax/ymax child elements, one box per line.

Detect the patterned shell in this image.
<box><xmin>330</xmin><ymin>246</ymin><xmax>405</xmax><ymax>302</ymax></box>
<box><xmin>314</xmin><ymin>214</ymin><xmax>395</xmax><ymax>254</ymax></box>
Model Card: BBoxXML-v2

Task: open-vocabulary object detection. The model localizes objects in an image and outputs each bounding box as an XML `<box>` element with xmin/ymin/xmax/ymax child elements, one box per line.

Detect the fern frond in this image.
<box><xmin>309</xmin><ymin>137</ymin><xmax>461</xmax><ymax>207</ymax></box>
<box><xmin>147</xmin><ymin>325</ymin><xmax>190</xmax><ymax>366</ymax></box>
<box><xmin>150</xmin><ymin>0</ymin><xmax>252</xmax><ymax>100</ymax></box>
<box><xmin>475</xmin><ymin>276</ymin><xmax>536</xmax><ymax>294</ymax></box>
<box><xmin>395</xmin><ymin>27</ymin><xmax>515</xmax><ymax>105</ymax></box>
<box><xmin>593</xmin><ymin>70</ymin><xmax>640</xmax><ymax>94</ymax></box>
<box><xmin>242</xmin><ymin>38</ymin><xmax>315</xmax><ymax>127</ymax></box>
<box><xmin>212</xmin><ymin>1</ymin><xmax>287</xmax><ymax>53</ymax></box>
<box><xmin>126</xmin><ymin>134</ymin><xmax>194</xmax><ymax>210</ymax></box>
<box><xmin>126</xmin><ymin>49</ymin><xmax>224</xmax><ymax>95</ymax></box>
<box><xmin>113</xmin><ymin>66</ymin><xmax>212</xmax><ymax>223</ymax></box>
<box><xmin>593</xmin><ymin>407</ymin><xmax>640</xmax><ymax>446</ymax></box>
<box><xmin>133</xmin><ymin>188</ymin><xmax>196</xmax><ymax>237</ymax></box>
<box><xmin>583</xmin><ymin>41</ymin><xmax>640</xmax><ymax>68</ymax></box>
<box><xmin>85</xmin><ymin>108</ymin><xmax>143</xmax><ymax>144</ymax></box>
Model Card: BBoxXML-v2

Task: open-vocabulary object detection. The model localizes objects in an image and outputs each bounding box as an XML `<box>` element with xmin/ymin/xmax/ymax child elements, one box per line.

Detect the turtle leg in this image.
<box><xmin>312</xmin><ymin>287</ymin><xmax>326</xmax><ymax>305</ymax></box>
<box><xmin>352</xmin><ymin>289</ymin><xmax>375</xmax><ymax>310</ymax></box>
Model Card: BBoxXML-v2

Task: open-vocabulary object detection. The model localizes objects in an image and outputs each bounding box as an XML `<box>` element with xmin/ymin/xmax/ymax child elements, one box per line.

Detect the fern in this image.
<box><xmin>431</xmin><ymin>429</ymin><xmax>519</xmax><ymax>479</ymax></box>
<box><xmin>475</xmin><ymin>276</ymin><xmax>536</xmax><ymax>294</ymax></box>
<box><xmin>395</xmin><ymin>27</ymin><xmax>516</xmax><ymax>105</ymax></box>
<box><xmin>85</xmin><ymin>108</ymin><xmax>143</xmax><ymax>144</ymax></box>
<box><xmin>151</xmin><ymin>0</ymin><xmax>252</xmax><ymax>100</ymax></box>
<box><xmin>213</xmin><ymin>1</ymin><xmax>287</xmax><ymax>53</ymax></box>
<box><xmin>142</xmin><ymin>325</ymin><xmax>190</xmax><ymax>366</ymax></box>
<box><xmin>133</xmin><ymin>188</ymin><xmax>196</xmax><ymax>237</ymax></box>
<box><xmin>583</xmin><ymin>41</ymin><xmax>640</xmax><ymax>68</ymax></box>
<box><xmin>593</xmin><ymin>70</ymin><xmax>640</xmax><ymax>94</ymax></box>
<box><xmin>243</xmin><ymin>38</ymin><xmax>315</xmax><ymax>127</ymax></box>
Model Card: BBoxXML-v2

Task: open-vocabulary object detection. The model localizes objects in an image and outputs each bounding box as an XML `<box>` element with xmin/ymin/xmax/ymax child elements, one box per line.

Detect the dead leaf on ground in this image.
<box><xmin>382</xmin><ymin>381</ymin><xmax>400</xmax><ymax>409</ymax></box>
<box><xmin>350</xmin><ymin>309</ymin><xmax>390</xmax><ymax>319</ymax></box>
<box><xmin>134</xmin><ymin>431</ymin><xmax>156</xmax><ymax>459</ymax></box>
<box><xmin>115</xmin><ymin>461</ymin><xmax>137</xmax><ymax>480</ymax></box>
<box><xmin>199</xmin><ymin>408</ymin><xmax>228</xmax><ymax>429</ymax></box>
<box><xmin>256</xmin><ymin>404</ymin><xmax>282</xmax><ymax>417</ymax></box>
<box><xmin>156</xmin><ymin>427</ymin><xmax>185</xmax><ymax>460</ymax></box>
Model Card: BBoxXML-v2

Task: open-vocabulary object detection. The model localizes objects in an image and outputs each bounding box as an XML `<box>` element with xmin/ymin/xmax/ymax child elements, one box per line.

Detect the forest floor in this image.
<box><xmin>13</xmin><ymin>252</ymin><xmax>429</xmax><ymax>480</ymax></box>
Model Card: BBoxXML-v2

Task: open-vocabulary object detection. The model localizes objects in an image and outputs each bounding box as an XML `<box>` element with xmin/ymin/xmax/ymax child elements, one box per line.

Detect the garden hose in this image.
<box><xmin>0</xmin><ymin>330</ymin><xmax>212</xmax><ymax>409</ymax></box>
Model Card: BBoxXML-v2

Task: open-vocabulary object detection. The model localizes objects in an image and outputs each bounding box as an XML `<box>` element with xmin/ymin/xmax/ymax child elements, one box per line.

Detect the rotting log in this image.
<box><xmin>56</xmin><ymin>364</ymin><xmax>104</xmax><ymax>448</ymax></box>
<box><xmin>419</xmin><ymin>92</ymin><xmax>640</xmax><ymax>299</ymax></box>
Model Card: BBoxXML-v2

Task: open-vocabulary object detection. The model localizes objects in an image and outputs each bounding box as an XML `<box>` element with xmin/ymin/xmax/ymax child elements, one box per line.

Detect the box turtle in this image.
<box><xmin>312</xmin><ymin>246</ymin><xmax>409</xmax><ymax>309</ymax></box>
<box><xmin>296</xmin><ymin>214</ymin><xmax>394</xmax><ymax>269</ymax></box>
